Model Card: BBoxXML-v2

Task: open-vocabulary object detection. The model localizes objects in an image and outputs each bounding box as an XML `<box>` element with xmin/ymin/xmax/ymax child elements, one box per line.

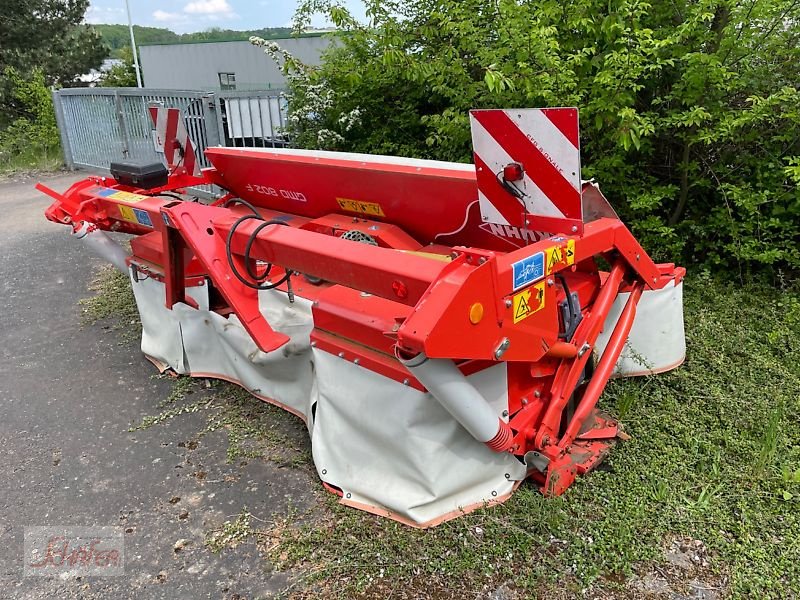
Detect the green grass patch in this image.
<box><xmin>130</xmin><ymin>376</ymin><xmax>312</xmax><ymax>467</ymax></box>
<box><xmin>79</xmin><ymin>265</ymin><xmax>141</xmax><ymax>342</ymax></box>
<box><xmin>259</xmin><ymin>276</ymin><xmax>800</xmax><ymax>599</ymax></box>
<box><xmin>205</xmin><ymin>509</ymin><xmax>255</xmax><ymax>554</ymax></box>
<box><xmin>81</xmin><ymin>264</ymin><xmax>800</xmax><ymax>598</ymax></box>
<box><xmin>0</xmin><ymin>145</ymin><xmax>62</xmax><ymax>176</ymax></box>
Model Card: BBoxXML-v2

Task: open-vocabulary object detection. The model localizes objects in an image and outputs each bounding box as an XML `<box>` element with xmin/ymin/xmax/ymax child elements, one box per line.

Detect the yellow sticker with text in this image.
<box><xmin>118</xmin><ymin>205</ymin><xmax>138</xmax><ymax>223</ymax></box>
<box><xmin>545</xmin><ymin>239</ymin><xmax>576</xmax><ymax>274</ymax></box>
<box><xmin>512</xmin><ymin>281</ymin><xmax>546</xmax><ymax>324</ymax></box>
<box><xmin>336</xmin><ymin>197</ymin><xmax>385</xmax><ymax>217</ymax></box>
<box><xmin>110</xmin><ymin>190</ymin><xmax>147</xmax><ymax>203</ymax></box>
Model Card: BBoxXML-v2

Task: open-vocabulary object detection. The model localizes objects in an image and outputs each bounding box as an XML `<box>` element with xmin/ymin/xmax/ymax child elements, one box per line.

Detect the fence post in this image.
<box><xmin>113</xmin><ymin>90</ymin><xmax>130</xmax><ymax>158</ymax></box>
<box><xmin>212</xmin><ymin>93</ymin><xmax>226</xmax><ymax>147</ymax></box>
<box><xmin>51</xmin><ymin>90</ymin><xmax>75</xmax><ymax>170</ymax></box>
<box><xmin>202</xmin><ymin>94</ymin><xmax>222</xmax><ymax>148</ymax></box>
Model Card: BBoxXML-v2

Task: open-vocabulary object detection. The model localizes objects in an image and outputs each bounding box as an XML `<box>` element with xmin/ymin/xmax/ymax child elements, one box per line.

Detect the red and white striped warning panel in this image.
<box><xmin>469</xmin><ymin>108</ymin><xmax>582</xmax><ymax>228</ymax></box>
<box><xmin>148</xmin><ymin>106</ymin><xmax>201</xmax><ymax>177</ymax></box>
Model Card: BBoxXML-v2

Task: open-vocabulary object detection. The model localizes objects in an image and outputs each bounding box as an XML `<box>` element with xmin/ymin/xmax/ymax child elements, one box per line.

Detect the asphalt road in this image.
<box><xmin>0</xmin><ymin>171</ymin><xmax>314</xmax><ymax>599</ymax></box>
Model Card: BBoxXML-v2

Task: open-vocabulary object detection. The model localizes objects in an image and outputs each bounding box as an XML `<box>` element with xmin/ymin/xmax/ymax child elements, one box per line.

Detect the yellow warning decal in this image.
<box><xmin>109</xmin><ymin>190</ymin><xmax>147</xmax><ymax>203</ymax></box>
<box><xmin>118</xmin><ymin>205</ymin><xmax>138</xmax><ymax>223</ymax></box>
<box><xmin>545</xmin><ymin>239</ymin><xmax>576</xmax><ymax>275</ymax></box>
<box><xmin>512</xmin><ymin>281</ymin><xmax>546</xmax><ymax>324</ymax></box>
<box><xmin>336</xmin><ymin>197</ymin><xmax>385</xmax><ymax>217</ymax></box>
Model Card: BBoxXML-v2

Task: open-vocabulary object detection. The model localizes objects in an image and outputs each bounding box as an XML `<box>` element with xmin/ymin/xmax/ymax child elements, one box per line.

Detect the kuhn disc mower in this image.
<box><xmin>38</xmin><ymin>107</ymin><xmax>685</xmax><ymax>527</ymax></box>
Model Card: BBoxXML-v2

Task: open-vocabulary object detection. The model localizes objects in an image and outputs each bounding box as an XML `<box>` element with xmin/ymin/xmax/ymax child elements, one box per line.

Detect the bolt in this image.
<box><xmin>571</xmin><ymin>225</ymin><xmax>578</xmax><ymax>232</ymax></box>
<box><xmin>534</xmin><ymin>390</ymin><xmax>541</xmax><ymax>398</ymax></box>
<box><xmin>494</xmin><ymin>338</ymin><xmax>510</xmax><ymax>359</ymax></box>
<box><xmin>353</xmin><ymin>358</ymin><xmax>360</xmax><ymax>365</ymax></box>
<box><xmin>310</xmin><ymin>341</ymin><xmax>317</xmax><ymax>347</ymax></box>
<box><xmin>521</xmin><ymin>397</ymin><xmax>529</xmax><ymax>406</ymax></box>
<box><xmin>635</xmin><ymin>253</ymin><xmax>640</xmax><ymax>261</ymax></box>
<box><xmin>505</xmin><ymin>299</ymin><xmax>512</xmax><ymax>308</ymax></box>
<box><xmin>402</xmin><ymin>378</ymin><xmax>410</xmax><ymax>386</ymax></box>
<box><xmin>338</xmin><ymin>352</ymin><xmax>345</xmax><ymax>358</ymax></box>
<box><xmin>478</xmin><ymin>257</ymin><xmax>487</xmax><ymax>265</ymax></box>
<box><xmin>502</xmin><ymin>410</ymin><xmax>509</xmax><ymax>418</ymax></box>
<box><xmin>547</xmin><ymin>278</ymin><xmax>554</xmax><ymax>286</ymax></box>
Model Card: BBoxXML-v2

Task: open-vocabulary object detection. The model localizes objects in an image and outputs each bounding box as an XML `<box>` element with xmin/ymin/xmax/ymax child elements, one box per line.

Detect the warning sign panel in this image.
<box><xmin>545</xmin><ymin>239</ymin><xmax>576</xmax><ymax>275</ymax></box>
<box><xmin>512</xmin><ymin>281</ymin><xmax>546</xmax><ymax>324</ymax></box>
<box><xmin>336</xmin><ymin>197</ymin><xmax>385</xmax><ymax>217</ymax></box>
<box><xmin>96</xmin><ymin>188</ymin><xmax>147</xmax><ymax>204</ymax></box>
<box><xmin>118</xmin><ymin>205</ymin><xmax>137</xmax><ymax>224</ymax></box>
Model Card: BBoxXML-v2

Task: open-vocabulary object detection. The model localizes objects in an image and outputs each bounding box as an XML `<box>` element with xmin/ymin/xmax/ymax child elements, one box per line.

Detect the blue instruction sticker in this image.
<box><xmin>133</xmin><ymin>208</ymin><xmax>153</xmax><ymax>228</ymax></box>
<box><xmin>512</xmin><ymin>251</ymin><xmax>545</xmax><ymax>291</ymax></box>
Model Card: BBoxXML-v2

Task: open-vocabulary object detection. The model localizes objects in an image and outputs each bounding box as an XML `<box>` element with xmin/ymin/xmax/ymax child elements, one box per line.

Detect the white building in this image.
<box><xmin>79</xmin><ymin>58</ymin><xmax>124</xmax><ymax>85</ymax></box>
<box><xmin>139</xmin><ymin>34</ymin><xmax>332</xmax><ymax>91</ymax></box>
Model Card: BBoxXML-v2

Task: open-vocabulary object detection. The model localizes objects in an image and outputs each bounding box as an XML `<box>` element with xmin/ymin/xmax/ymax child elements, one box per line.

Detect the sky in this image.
<box><xmin>85</xmin><ymin>0</ymin><xmax>366</xmax><ymax>34</ymax></box>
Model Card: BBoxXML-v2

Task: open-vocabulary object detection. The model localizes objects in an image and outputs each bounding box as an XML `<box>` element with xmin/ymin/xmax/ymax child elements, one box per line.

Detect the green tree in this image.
<box><xmin>257</xmin><ymin>0</ymin><xmax>800</xmax><ymax>275</ymax></box>
<box><xmin>0</xmin><ymin>68</ymin><xmax>60</xmax><ymax>170</ymax></box>
<box><xmin>0</xmin><ymin>0</ymin><xmax>106</xmax><ymax>88</ymax></box>
<box><xmin>100</xmin><ymin>47</ymin><xmax>138</xmax><ymax>87</ymax></box>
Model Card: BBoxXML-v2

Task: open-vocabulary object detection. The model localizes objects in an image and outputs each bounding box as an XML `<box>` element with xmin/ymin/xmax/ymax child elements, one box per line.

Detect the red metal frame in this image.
<box><xmin>40</xmin><ymin>108</ymin><xmax>684</xmax><ymax>499</ymax></box>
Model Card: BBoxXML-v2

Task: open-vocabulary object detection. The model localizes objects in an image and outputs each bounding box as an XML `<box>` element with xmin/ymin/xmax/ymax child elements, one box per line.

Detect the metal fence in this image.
<box><xmin>52</xmin><ymin>88</ymin><xmax>289</xmax><ymax>196</ymax></box>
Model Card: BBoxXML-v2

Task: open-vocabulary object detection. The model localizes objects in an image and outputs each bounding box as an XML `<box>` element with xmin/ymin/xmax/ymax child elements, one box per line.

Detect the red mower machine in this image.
<box><xmin>39</xmin><ymin>107</ymin><xmax>685</xmax><ymax>527</ymax></box>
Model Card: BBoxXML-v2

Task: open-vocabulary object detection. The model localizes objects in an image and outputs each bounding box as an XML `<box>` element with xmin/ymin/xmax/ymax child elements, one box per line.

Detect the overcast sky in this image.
<box><xmin>86</xmin><ymin>0</ymin><xmax>366</xmax><ymax>33</ymax></box>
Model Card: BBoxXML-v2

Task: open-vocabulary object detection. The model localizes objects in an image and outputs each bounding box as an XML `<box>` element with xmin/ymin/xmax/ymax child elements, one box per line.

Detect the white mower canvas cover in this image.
<box><xmin>131</xmin><ymin>273</ymin><xmax>684</xmax><ymax>527</ymax></box>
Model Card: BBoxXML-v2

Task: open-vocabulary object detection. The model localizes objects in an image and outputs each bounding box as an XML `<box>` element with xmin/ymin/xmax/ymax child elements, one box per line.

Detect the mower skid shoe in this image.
<box><xmin>542</xmin><ymin>439</ymin><xmax>616</xmax><ymax>496</ymax></box>
<box><xmin>541</xmin><ymin>411</ymin><xmax>622</xmax><ymax>496</ymax></box>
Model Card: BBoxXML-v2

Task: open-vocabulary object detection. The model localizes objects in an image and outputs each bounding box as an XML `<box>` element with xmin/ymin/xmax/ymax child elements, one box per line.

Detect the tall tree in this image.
<box><xmin>258</xmin><ymin>0</ymin><xmax>800</xmax><ymax>275</ymax></box>
<box><xmin>0</xmin><ymin>0</ymin><xmax>106</xmax><ymax>86</ymax></box>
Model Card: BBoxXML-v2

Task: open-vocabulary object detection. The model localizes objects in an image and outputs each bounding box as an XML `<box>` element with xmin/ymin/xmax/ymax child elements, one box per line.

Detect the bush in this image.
<box><xmin>256</xmin><ymin>0</ymin><xmax>800</xmax><ymax>277</ymax></box>
<box><xmin>0</xmin><ymin>68</ymin><xmax>61</xmax><ymax>171</ymax></box>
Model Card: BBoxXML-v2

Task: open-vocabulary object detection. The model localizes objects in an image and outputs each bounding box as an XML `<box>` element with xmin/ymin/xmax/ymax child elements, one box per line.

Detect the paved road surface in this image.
<box><xmin>0</xmin><ymin>172</ymin><xmax>314</xmax><ymax>599</ymax></box>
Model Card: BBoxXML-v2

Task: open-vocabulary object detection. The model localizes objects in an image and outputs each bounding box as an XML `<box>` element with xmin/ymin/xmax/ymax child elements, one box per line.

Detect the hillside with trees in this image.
<box><xmin>93</xmin><ymin>25</ymin><xmax>297</xmax><ymax>58</ymax></box>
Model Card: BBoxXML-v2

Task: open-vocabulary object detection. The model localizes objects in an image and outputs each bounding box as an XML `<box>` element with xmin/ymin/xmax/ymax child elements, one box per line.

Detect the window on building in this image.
<box><xmin>218</xmin><ymin>72</ymin><xmax>236</xmax><ymax>90</ymax></box>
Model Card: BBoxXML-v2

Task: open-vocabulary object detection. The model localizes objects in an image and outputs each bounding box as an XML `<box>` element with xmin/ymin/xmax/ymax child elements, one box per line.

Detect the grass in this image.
<box><xmin>83</xmin><ymin>265</ymin><xmax>800</xmax><ymax>599</ymax></box>
<box><xmin>80</xmin><ymin>264</ymin><xmax>141</xmax><ymax>342</ymax></box>
<box><xmin>256</xmin><ymin>274</ymin><xmax>800</xmax><ymax>599</ymax></box>
<box><xmin>129</xmin><ymin>377</ymin><xmax>311</xmax><ymax>466</ymax></box>
<box><xmin>0</xmin><ymin>145</ymin><xmax>62</xmax><ymax>177</ymax></box>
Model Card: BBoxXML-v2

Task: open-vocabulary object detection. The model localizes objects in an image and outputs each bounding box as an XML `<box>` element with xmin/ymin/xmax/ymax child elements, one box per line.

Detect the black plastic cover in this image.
<box><xmin>110</xmin><ymin>160</ymin><xmax>169</xmax><ymax>190</ymax></box>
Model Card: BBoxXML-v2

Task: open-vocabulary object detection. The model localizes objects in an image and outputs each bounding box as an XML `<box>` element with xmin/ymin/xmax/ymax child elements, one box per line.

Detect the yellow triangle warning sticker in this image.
<box><xmin>545</xmin><ymin>239</ymin><xmax>576</xmax><ymax>275</ymax></box>
<box><xmin>515</xmin><ymin>292</ymin><xmax>531</xmax><ymax>320</ymax></box>
<box><xmin>512</xmin><ymin>281</ymin><xmax>546</xmax><ymax>323</ymax></box>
